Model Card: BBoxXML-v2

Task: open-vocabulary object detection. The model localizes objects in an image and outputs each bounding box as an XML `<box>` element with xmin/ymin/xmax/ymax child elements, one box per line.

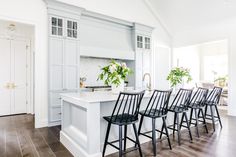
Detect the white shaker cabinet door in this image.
<box><xmin>49</xmin><ymin>38</ymin><xmax>64</xmax><ymax>91</ymax></box>
<box><xmin>64</xmin><ymin>39</ymin><xmax>79</xmax><ymax>90</ymax></box>
<box><xmin>135</xmin><ymin>50</ymin><xmax>143</xmax><ymax>89</ymax></box>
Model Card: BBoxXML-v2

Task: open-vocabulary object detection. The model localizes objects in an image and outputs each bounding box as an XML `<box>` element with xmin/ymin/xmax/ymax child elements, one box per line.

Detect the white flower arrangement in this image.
<box><xmin>98</xmin><ymin>60</ymin><xmax>132</xmax><ymax>86</ymax></box>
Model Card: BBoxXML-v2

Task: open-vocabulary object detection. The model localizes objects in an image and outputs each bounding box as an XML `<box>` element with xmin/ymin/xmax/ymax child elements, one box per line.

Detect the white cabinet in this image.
<box><xmin>47</xmin><ymin>13</ymin><xmax>80</xmax><ymax>126</ymax></box>
<box><xmin>133</xmin><ymin>24</ymin><xmax>153</xmax><ymax>89</ymax></box>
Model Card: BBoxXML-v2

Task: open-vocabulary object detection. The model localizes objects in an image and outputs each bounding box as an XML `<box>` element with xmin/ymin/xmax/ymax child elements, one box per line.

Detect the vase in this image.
<box><xmin>173</xmin><ymin>82</ymin><xmax>184</xmax><ymax>94</ymax></box>
<box><xmin>111</xmin><ymin>80</ymin><xmax>125</xmax><ymax>94</ymax></box>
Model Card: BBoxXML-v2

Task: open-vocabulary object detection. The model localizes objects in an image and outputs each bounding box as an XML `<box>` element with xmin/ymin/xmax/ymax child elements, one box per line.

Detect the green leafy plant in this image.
<box><xmin>214</xmin><ymin>75</ymin><xmax>228</xmax><ymax>87</ymax></box>
<box><xmin>167</xmin><ymin>67</ymin><xmax>192</xmax><ymax>87</ymax></box>
<box><xmin>98</xmin><ymin>60</ymin><xmax>132</xmax><ymax>86</ymax></box>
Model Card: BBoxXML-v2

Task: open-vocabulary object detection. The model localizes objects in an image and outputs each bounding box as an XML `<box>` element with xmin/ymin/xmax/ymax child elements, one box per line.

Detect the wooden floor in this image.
<box><xmin>0</xmin><ymin>114</ymin><xmax>73</xmax><ymax>157</ymax></box>
<box><xmin>0</xmin><ymin>110</ymin><xmax>235</xmax><ymax>157</ymax></box>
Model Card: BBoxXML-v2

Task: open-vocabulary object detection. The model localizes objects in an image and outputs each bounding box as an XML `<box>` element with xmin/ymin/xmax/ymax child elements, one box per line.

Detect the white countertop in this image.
<box><xmin>60</xmin><ymin>90</ymin><xmax>153</xmax><ymax>103</ymax></box>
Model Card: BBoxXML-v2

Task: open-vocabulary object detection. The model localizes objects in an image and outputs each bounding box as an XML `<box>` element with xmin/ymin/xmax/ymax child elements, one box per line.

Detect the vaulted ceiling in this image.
<box><xmin>148</xmin><ymin>0</ymin><xmax>236</xmax><ymax>35</ymax></box>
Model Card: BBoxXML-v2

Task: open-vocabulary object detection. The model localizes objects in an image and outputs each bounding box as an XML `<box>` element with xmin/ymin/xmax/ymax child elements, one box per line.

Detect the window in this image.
<box><xmin>145</xmin><ymin>37</ymin><xmax>151</xmax><ymax>49</ymax></box>
<box><xmin>137</xmin><ymin>35</ymin><xmax>143</xmax><ymax>48</ymax></box>
<box><xmin>51</xmin><ymin>17</ymin><xmax>63</xmax><ymax>36</ymax></box>
<box><xmin>67</xmin><ymin>20</ymin><xmax>78</xmax><ymax>38</ymax></box>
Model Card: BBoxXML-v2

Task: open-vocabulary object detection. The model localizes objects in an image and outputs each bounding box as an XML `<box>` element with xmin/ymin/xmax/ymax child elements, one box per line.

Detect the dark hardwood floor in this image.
<box><xmin>0</xmin><ymin>114</ymin><xmax>73</xmax><ymax>157</ymax></box>
<box><xmin>0</xmin><ymin>110</ymin><xmax>235</xmax><ymax>157</ymax></box>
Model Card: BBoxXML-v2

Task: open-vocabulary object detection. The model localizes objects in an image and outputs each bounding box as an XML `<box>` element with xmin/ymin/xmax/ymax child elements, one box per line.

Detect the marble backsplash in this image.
<box><xmin>80</xmin><ymin>57</ymin><xmax>134</xmax><ymax>87</ymax></box>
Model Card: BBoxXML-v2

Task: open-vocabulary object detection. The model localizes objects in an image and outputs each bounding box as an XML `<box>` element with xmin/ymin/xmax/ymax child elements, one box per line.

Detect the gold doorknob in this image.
<box><xmin>10</xmin><ymin>83</ymin><xmax>17</xmax><ymax>89</ymax></box>
<box><xmin>4</xmin><ymin>83</ymin><xmax>11</xmax><ymax>89</ymax></box>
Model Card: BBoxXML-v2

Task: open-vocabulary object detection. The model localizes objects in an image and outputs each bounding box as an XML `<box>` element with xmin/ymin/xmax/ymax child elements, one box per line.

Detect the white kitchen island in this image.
<box><xmin>60</xmin><ymin>90</ymin><xmax>169</xmax><ymax>157</ymax></box>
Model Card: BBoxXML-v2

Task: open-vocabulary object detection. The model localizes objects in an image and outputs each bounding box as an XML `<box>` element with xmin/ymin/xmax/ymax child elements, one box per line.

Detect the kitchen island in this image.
<box><xmin>60</xmin><ymin>90</ymin><xmax>168</xmax><ymax>157</ymax></box>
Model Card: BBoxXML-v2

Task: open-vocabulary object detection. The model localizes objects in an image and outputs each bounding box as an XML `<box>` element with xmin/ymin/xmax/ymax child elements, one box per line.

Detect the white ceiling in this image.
<box><xmin>148</xmin><ymin>0</ymin><xmax>236</xmax><ymax>35</ymax></box>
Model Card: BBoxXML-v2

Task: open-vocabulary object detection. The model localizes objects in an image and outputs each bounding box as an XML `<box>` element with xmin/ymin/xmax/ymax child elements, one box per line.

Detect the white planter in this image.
<box><xmin>173</xmin><ymin>83</ymin><xmax>184</xmax><ymax>94</ymax></box>
<box><xmin>111</xmin><ymin>80</ymin><xmax>124</xmax><ymax>94</ymax></box>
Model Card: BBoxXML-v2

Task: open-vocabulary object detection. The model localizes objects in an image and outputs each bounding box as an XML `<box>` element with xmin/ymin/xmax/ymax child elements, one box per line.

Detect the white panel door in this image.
<box><xmin>12</xmin><ymin>39</ymin><xmax>28</xmax><ymax>114</ymax></box>
<box><xmin>0</xmin><ymin>38</ymin><xmax>11</xmax><ymax>115</ymax></box>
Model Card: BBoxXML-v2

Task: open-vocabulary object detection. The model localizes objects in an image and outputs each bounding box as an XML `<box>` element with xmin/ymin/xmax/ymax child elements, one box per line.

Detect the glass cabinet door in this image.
<box><xmin>51</xmin><ymin>17</ymin><xmax>63</xmax><ymax>36</ymax></box>
<box><xmin>145</xmin><ymin>37</ymin><xmax>151</xmax><ymax>49</ymax></box>
<box><xmin>67</xmin><ymin>20</ymin><xmax>78</xmax><ymax>39</ymax></box>
<box><xmin>137</xmin><ymin>35</ymin><xmax>143</xmax><ymax>48</ymax></box>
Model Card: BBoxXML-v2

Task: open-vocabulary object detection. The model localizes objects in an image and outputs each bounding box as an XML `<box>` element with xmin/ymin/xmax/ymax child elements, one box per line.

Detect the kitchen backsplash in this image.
<box><xmin>80</xmin><ymin>57</ymin><xmax>135</xmax><ymax>87</ymax></box>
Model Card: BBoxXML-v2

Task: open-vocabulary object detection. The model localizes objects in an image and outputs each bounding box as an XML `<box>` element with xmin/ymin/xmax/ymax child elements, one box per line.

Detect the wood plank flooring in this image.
<box><xmin>0</xmin><ymin>114</ymin><xmax>72</xmax><ymax>157</ymax></box>
<box><xmin>0</xmin><ymin>110</ymin><xmax>235</xmax><ymax>157</ymax></box>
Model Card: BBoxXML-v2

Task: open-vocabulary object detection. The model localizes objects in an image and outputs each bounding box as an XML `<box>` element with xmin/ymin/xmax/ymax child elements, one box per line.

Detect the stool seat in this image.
<box><xmin>168</xmin><ymin>105</ymin><xmax>188</xmax><ymax>113</ymax></box>
<box><xmin>103</xmin><ymin>114</ymin><xmax>138</xmax><ymax>125</ymax></box>
<box><xmin>139</xmin><ymin>109</ymin><xmax>167</xmax><ymax>118</ymax></box>
<box><xmin>205</xmin><ymin>100</ymin><xmax>218</xmax><ymax>106</ymax></box>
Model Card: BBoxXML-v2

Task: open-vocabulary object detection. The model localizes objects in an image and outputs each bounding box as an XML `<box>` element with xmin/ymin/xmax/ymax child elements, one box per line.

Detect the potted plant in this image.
<box><xmin>98</xmin><ymin>60</ymin><xmax>132</xmax><ymax>93</ymax></box>
<box><xmin>167</xmin><ymin>67</ymin><xmax>192</xmax><ymax>91</ymax></box>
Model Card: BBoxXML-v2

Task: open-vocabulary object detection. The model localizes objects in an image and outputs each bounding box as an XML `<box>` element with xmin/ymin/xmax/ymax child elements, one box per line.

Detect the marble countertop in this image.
<box><xmin>60</xmin><ymin>90</ymin><xmax>153</xmax><ymax>103</ymax></box>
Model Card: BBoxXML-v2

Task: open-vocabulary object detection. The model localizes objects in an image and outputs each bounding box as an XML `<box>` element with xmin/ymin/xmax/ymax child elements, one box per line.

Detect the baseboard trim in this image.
<box><xmin>60</xmin><ymin>131</ymin><xmax>101</xmax><ymax>157</ymax></box>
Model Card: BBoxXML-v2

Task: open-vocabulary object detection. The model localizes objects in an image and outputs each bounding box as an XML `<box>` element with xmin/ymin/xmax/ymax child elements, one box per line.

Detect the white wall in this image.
<box><xmin>0</xmin><ymin>0</ymin><xmax>48</xmax><ymax>128</ymax></box>
<box><xmin>0</xmin><ymin>0</ymin><xmax>171</xmax><ymax>127</ymax></box>
<box><xmin>173</xmin><ymin>17</ymin><xmax>236</xmax><ymax>116</ymax></box>
<box><xmin>173</xmin><ymin>45</ymin><xmax>200</xmax><ymax>85</ymax></box>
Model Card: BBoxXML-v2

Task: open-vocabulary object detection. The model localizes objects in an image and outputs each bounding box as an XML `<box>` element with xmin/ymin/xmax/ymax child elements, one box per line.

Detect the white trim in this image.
<box><xmin>35</xmin><ymin>118</ymin><xmax>48</xmax><ymax>128</ymax></box>
<box><xmin>60</xmin><ymin>131</ymin><xmax>101</xmax><ymax>157</ymax></box>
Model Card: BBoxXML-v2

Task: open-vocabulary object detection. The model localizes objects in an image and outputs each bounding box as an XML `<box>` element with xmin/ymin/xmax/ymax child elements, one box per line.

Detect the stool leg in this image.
<box><xmin>210</xmin><ymin>105</ymin><xmax>216</xmax><ymax>131</ymax></box>
<box><xmin>124</xmin><ymin>125</ymin><xmax>127</xmax><ymax>152</ymax></box>
<box><xmin>201</xmin><ymin>108</ymin><xmax>208</xmax><ymax>133</ymax></box>
<box><xmin>136</xmin><ymin>115</ymin><xmax>144</xmax><ymax>148</ymax></box>
<box><xmin>189</xmin><ymin>108</ymin><xmax>193</xmax><ymax>126</ymax></box>
<box><xmin>159</xmin><ymin>121</ymin><xmax>165</xmax><ymax>139</ymax></box>
<box><xmin>173</xmin><ymin>113</ymin><xmax>177</xmax><ymax>137</ymax></box>
<box><xmin>152</xmin><ymin>118</ymin><xmax>157</xmax><ymax>156</ymax></box>
<box><xmin>138</xmin><ymin>115</ymin><xmax>144</xmax><ymax>135</ymax></box>
<box><xmin>176</xmin><ymin>113</ymin><xmax>181</xmax><ymax>145</ymax></box>
<box><xmin>103</xmin><ymin>122</ymin><xmax>111</xmax><ymax>157</ymax></box>
<box><xmin>195</xmin><ymin>109</ymin><xmax>200</xmax><ymax>138</ymax></box>
<box><xmin>119</xmin><ymin>125</ymin><xmax>123</xmax><ymax>157</ymax></box>
<box><xmin>215</xmin><ymin>105</ymin><xmax>223</xmax><ymax>128</ymax></box>
<box><xmin>205</xmin><ymin>105</ymin><xmax>208</xmax><ymax>116</ymax></box>
<box><xmin>162</xmin><ymin>117</ymin><xmax>172</xmax><ymax>150</ymax></box>
<box><xmin>184</xmin><ymin>112</ymin><xmax>193</xmax><ymax>141</ymax></box>
<box><xmin>133</xmin><ymin>123</ymin><xmax>143</xmax><ymax>157</ymax></box>
<box><xmin>180</xmin><ymin>113</ymin><xmax>185</xmax><ymax>130</ymax></box>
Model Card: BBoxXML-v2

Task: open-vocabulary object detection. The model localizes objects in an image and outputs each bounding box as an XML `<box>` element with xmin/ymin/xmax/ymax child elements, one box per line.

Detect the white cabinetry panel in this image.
<box><xmin>49</xmin><ymin>38</ymin><xmax>63</xmax><ymax>65</ymax></box>
<box><xmin>48</xmin><ymin>15</ymin><xmax>80</xmax><ymax>126</ymax></box>
<box><xmin>65</xmin><ymin>66</ymin><xmax>78</xmax><ymax>90</ymax></box>
<box><xmin>50</xmin><ymin>66</ymin><xmax>63</xmax><ymax>90</ymax></box>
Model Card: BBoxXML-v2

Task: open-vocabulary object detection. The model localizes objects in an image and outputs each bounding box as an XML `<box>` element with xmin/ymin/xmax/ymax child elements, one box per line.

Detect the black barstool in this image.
<box><xmin>188</xmin><ymin>87</ymin><xmax>209</xmax><ymax>137</ymax></box>
<box><xmin>137</xmin><ymin>90</ymin><xmax>172</xmax><ymax>156</ymax></box>
<box><xmin>102</xmin><ymin>91</ymin><xmax>145</xmax><ymax>157</ymax></box>
<box><xmin>204</xmin><ymin>87</ymin><xmax>223</xmax><ymax>131</ymax></box>
<box><xmin>166</xmin><ymin>88</ymin><xmax>193</xmax><ymax>145</ymax></box>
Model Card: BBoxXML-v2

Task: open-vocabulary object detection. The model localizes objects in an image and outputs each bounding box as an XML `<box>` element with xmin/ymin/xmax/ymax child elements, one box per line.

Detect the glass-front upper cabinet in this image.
<box><xmin>51</xmin><ymin>17</ymin><xmax>63</xmax><ymax>36</ymax></box>
<box><xmin>50</xmin><ymin>16</ymin><xmax>78</xmax><ymax>39</ymax></box>
<box><xmin>137</xmin><ymin>35</ymin><xmax>151</xmax><ymax>50</ymax></box>
<box><xmin>67</xmin><ymin>20</ymin><xmax>78</xmax><ymax>39</ymax></box>
<box><xmin>145</xmin><ymin>37</ymin><xmax>151</xmax><ymax>49</ymax></box>
<box><xmin>137</xmin><ymin>35</ymin><xmax>143</xmax><ymax>48</ymax></box>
